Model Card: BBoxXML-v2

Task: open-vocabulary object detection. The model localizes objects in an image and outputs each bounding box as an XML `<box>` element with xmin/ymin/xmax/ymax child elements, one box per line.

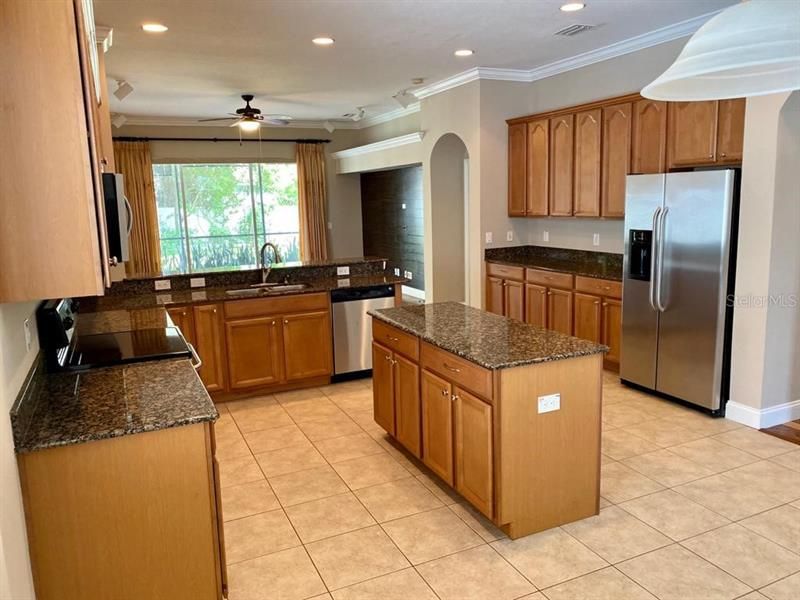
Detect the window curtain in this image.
<box><xmin>296</xmin><ymin>142</ymin><xmax>329</xmax><ymax>261</ymax></box>
<box><xmin>112</xmin><ymin>141</ymin><xmax>162</xmax><ymax>277</ymax></box>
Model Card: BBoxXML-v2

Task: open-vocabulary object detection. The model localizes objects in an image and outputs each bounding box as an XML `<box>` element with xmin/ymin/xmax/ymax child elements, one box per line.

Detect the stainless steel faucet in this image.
<box><xmin>259</xmin><ymin>242</ymin><xmax>281</xmax><ymax>284</ymax></box>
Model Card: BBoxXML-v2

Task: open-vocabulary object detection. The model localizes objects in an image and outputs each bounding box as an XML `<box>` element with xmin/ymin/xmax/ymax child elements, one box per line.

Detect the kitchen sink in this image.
<box><xmin>225</xmin><ymin>283</ymin><xmax>310</xmax><ymax>297</ymax></box>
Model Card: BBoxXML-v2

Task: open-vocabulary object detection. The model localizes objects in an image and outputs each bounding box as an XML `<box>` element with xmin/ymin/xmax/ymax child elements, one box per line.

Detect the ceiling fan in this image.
<box><xmin>198</xmin><ymin>94</ymin><xmax>293</xmax><ymax>130</ymax></box>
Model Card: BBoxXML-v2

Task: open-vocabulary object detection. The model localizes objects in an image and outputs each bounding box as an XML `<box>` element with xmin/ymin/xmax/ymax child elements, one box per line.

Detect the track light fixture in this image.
<box><xmin>111</xmin><ymin>113</ymin><xmax>127</xmax><ymax>128</ymax></box>
<box><xmin>323</xmin><ymin>121</ymin><xmax>336</xmax><ymax>133</ymax></box>
<box><xmin>113</xmin><ymin>80</ymin><xmax>134</xmax><ymax>101</ymax></box>
<box><xmin>392</xmin><ymin>90</ymin><xmax>418</xmax><ymax>109</ymax></box>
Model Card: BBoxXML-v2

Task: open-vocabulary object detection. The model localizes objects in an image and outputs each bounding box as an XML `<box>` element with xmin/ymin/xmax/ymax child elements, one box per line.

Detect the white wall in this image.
<box><xmin>0</xmin><ymin>302</ymin><xmax>38</xmax><ymax>599</ymax></box>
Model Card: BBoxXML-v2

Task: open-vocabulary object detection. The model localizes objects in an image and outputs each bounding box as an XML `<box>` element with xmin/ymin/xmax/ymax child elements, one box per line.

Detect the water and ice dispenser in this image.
<box><xmin>628</xmin><ymin>230</ymin><xmax>653</xmax><ymax>281</ymax></box>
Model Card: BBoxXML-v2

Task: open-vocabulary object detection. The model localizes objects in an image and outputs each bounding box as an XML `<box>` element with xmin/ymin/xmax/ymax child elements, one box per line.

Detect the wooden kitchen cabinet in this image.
<box><xmin>372</xmin><ymin>342</ymin><xmax>396</xmax><ymax>435</ymax></box>
<box><xmin>667</xmin><ymin>101</ymin><xmax>719</xmax><ymax>168</ymax></box>
<box><xmin>526</xmin><ymin>119</ymin><xmax>550</xmax><ymax>216</ymax></box>
<box><xmin>394</xmin><ymin>354</ymin><xmax>421</xmax><ymax>457</ymax></box>
<box><xmin>454</xmin><ymin>387</ymin><xmax>493</xmax><ymax>517</ymax></box>
<box><xmin>601</xmin><ymin>102</ymin><xmax>632</xmax><ymax>217</ymax></box>
<box><xmin>631</xmin><ymin>99</ymin><xmax>667</xmax><ymax>174</ymax></box>
<box><xmin>549</xmin><ymin>114</ymin><xmax>574</xmax><ymax>216</ymax></box>
<box><xmin>167</xmin><ymin>306</ymin><xmax>197</xmax><ymax>345</ymax></box>
<box><xmin>421</xmin><ymin>369</ymin><xmax>454</xmax><ymax>484</ymax></box>
<box><xmin>574</xmin><ymin>276</ymin><xmax>623</xmax><ymax>370</ymax></box>
<box><xmin>486</xmin><ymin>277</ymin><xmax>505</xmax><ymax>316</ymax></box>
<box><xmin>504</xmin><ymin>280</ymin><xmax>525</xmax><ymax>321</ymax></box>
<box><xmin>508</xmin><ymin>123</ymin><xmax>527</xmax><ymax>217</ymax></box>
<box><xmin>524</xmin><ymin>283</ymin><xmax>547</xmax><ymax>328</ymax></box>
<box><xmin>226</xmin><ymin>317</ymin><xmax>284</xmax><ymax>389</ymax></box>
<box><xmin>194</xmin><ymin>304</ymin><xmax>227</xmax><ymax>392</ymax></box>
<box><xmin>485</xmin><ymin>263</ymin><xmax>525</xmax><ymax>320</ymax></box>
<box><xmin>573</xmin><ymin>293</ymin><xmax>602</xmax><ymax>343</ymax></box>
<box><xmin>548</xmin><ymin>288</ymin><xmax>574</xmax><ymax>336</ymax></box>
<box><xmin>573</xmin><ymin>109</ymin><xmax>602</xmax><ymax>217</ymax></box>
<box><xmin>602</xmin><ymin>298</ymin><xmax>622</xmax><ymax>367</ymax></box>
<box><xmin>283</xmin><ymin>311</ymin><xmax>333</xmax><ymax>380</ymax></box>
<box><xmin>717</xmin><ymin>98</ymin><xmax>746</xmax><ymax>164</ymax></box>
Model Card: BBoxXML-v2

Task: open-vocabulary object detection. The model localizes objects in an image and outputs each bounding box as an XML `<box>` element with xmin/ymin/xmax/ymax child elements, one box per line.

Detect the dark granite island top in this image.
<box><xmin>370</xmin><ymin>302</ymin><xmax>607</xmax><ymax>370</ymax></box>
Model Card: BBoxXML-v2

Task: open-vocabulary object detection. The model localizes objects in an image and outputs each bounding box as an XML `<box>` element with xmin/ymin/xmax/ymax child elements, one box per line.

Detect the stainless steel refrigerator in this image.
<box><xmin>621</xmin><ymin>170</ymin><xmax>739</xmax><ymax>414</ymax></box>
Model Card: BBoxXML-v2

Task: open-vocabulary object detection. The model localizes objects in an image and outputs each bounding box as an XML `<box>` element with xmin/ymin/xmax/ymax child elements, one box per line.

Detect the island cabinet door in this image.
<box><xmin>454</xmin><ymin>387</ymin><xmax>493</xmax><ymax>519</ymax></box>
<box><xmin>504</xmin><ymin>280</ymin><xmax>525</xmax><ymax>321</ymax></box>
<box><xmin>421</xmin><ymin>369</ymin><xmax>454</xmax><ymax>485</ymax></box>
<box><xmin>602</xmin><ymin>298</ymin><xmax>623</xmax><ymax>366</ymax></box>
<box><xmin>225</xmin><ymin>317</ymin><xmax>283</xmax><ymax>389</ymax></box>
<box><xmin>394</xmin><ymin>354</ymin><xmax>421</xmax><ymax>458</ymax></box>
<box><xmin>547</xmin><ymin>289</ymin><xmax>573</xmax><ymax>336</ymax></box>
<box><xmin>194</xmin><ymin>304</ymin><xmax>227</xmax><ymax>392</ymax></box>
<box><xmin>486</xmin><ymin>276</ymin><xmax>505</xmax><ymax>315</ymax></box>
<box><xmin>282</xmin><ymin>311</ymin><xmax>333</xmax><ymax>381</ymax></box>
<box><xmin>524</xmin><ymin>283</ymin><xmax>548</xmax><ymax>328</ymax></box>
<box><xmin>372</xmin><ymin>342</ymin><xmax>395</xmax><ymax>435</ymax></box>
<box><xmin>573</xmin><ymin>293</ymin><xmax>602</xmax><ymax>343</ymax></box>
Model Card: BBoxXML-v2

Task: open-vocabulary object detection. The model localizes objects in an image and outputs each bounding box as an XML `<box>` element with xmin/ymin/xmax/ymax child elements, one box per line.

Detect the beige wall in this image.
<box><xmin>334</xmin><ymin>141</ymin><xmax>422</xmax><ymax>175</ymax></box>
<box><xmin>0</xmin><ymin>302</ymin><xmax>38</xmax><ymax>599</ymax></box>
<box><xmin>356</xmin><ymin>111</ymin><xmax>421</xmax><ymax>146</ymax></box>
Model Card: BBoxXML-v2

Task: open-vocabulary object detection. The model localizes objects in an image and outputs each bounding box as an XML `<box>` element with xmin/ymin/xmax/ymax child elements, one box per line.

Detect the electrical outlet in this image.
<box><xmin>592</xmin><ymin>233</ymin><xmax>600</xmax><ymax>247</ymax></box>
<box><xmin>337</xmin><ymin>266</ymin><xmax>350</xmax><ymax>276</ymax></box>
<box><xmin>337</xmin><ymin>278</ymin><xmax>351</xmax><ymax>288</ymax></box>
<box><xmin>404</xmin><ymin>270</ymin><xmax>412</xmax><ymax>280</ymax></box>
<box><xmin>506</xmin><ymin>230</ymin><xmax>513</xmax><ymax>242</ymax></box>
<box><xmin>154</xmin><ymin>279</ymin><xmax>171</xmax><ymax>291</ymax></box>
<box><xmin>23</xmin><ymin>318</ymin><xmax>32</xmax><ymax>352</ymax></box>
<box><xmin>191</xmin><ymin>291</ymin><xmax>207</xmax><ymax>302</ymax></box>
<box><xmin>156</xmin><ymin>293</ymin><xmax>173</xmax><ymax>305</ymax></box>
<box><xmin>401</xmin><ymin>203</ymin><xmax>407</xmax><ymax>210</ymax></box>
<box><xmin>537</xmin><ymin>393</ymin><xmax>561</xmax><ymax>414</ymax></box>
<box><xmin>394</xmin><ymin>267</ymin><xmax>401</xmax><ymax>276</ymax></box>
<box><xmin>543</xmin><ymin>230</ymin><xmax>550</xmax><ymax>242</ymax></box>
<box><xmin>485</xmin><ymin>231</ymin><xmax>493</xmax><ymax>244</ymax></box>
<box><xmin>190</xmin><ymin>277</ymin><xmax>206</xmax><ymax>288</ymax></box>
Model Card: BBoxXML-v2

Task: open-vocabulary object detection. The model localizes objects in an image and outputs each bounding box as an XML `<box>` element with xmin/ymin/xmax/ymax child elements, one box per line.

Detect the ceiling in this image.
<box><xmin>94</xmin><ymin>0</ymin><xmax>737</xmax><ymax>125</ymax></box>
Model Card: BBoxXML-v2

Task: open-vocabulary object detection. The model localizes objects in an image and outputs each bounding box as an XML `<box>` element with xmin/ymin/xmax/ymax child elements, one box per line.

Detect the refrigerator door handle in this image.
<box><xmin>649</xmin><ymin>207</ymin><xmax>662</xmax><ymax>312</ymax></box>
<box><xmin>655</xmin><ymin>206</ymin><xmax>669</xmax><ymax>312</ymax></box>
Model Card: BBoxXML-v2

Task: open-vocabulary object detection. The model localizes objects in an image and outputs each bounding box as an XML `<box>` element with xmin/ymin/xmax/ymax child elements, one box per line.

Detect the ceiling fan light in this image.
<box><xmin>238</xmin><ymin>119</ymin><xmax>261</xmax><ymax>132</ymax></box>
<box><xmin>642</xmin><ymin>0</ymin><xmax>800</xmax><ymax>101</ymax></box>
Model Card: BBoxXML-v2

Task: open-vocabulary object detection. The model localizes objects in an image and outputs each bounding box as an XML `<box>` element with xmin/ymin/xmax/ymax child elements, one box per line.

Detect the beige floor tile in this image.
<box><xmin>713</xmin><ymin>428</ymin><xmax>798</xmax><ymax>459</ymax></box>
<box><xmin>376</xmin><ymin>437</ymin><xmax>425</xmax><ymax>475</ymax></box>
<box><xmin>601</xmin><ymin>454</ymin><xmax>616</xmax><ymax>465</ymax></box>
<box><xmin>619</xmin><ymin>489</ymin><xmax>730</xmax><ymax>541</ymax></box>
<box><xmin>634</xmin><ymin>397</ymin><xmax>695</xmax><ymax>420</ymax></box>
<box><xmin>332</xmin><ymin>452</ymin><xmax>411</xmax><ymax>490</ymax></box>
<box><xmin>244</xmin><ymin>424</ymin><xmax>309</xmax><ymax>454</ymax></box>
<box><xmin>562</xmin><ymin>506</ymin><xmax>671</xmax><ymax>564</ymax></box>
<box><xmin>226</xmin><ymin>395</ymin><xmax>277</xmax><ymax>413</ymax></box>
<box><xmin>491</xmin><ymin>527</ymin><xmax>607</xmax><ymax>589</ymax></box>
<box><xmin>760</xmin><ymin>572</ymin><xmax>800</xmax><ymax>600</ymax></box>
<box><xmin>622</xmin><ymin>419</ymin><xmax>706</xmax><ymax>448</ymax></box>
<box><xmin>600</xmin><ymin>462</ymin><xmax>665</xmax><ymax>504</ymax></box>
<box><xmin>269</xmin><ymin>465</ymin><xmax>349</xmax><ymax>507</ymax></box>
<box><xmin>254</xmin><ymin>442</ymin><xmax>327</xmax><ymax>478</ymax></box>
<box><xmin>603</xmin><ymin>403</ymin><xmax>656</xmax><ymax>428</ymax></box>
<box><xmin>740</xmin><ymin>505</ymin><xmax>800</xmax><ymax>554</ymax></box>
<box><xmin>329</xmin><ymin>391</ymin><xmax>374</xmax><ymax>414</ymax></box>
<box><xmin>448</xmin><ymin>501</ymin><xmax>507</xmax><ymax>542</ymax></box>
<box><xmin>622</xmin><ymin>449</ymin><xmax>715</xmax><ymax>487</ymax></box>
<box><xmin>274</xmin><ymin>387</ymin><xmax>327</xmax><ymax>403</ymax></box>
<box><xmin>682</xmin><ymin>523</ymin><xmax>800</xmax><ymax>588</ymax></box>
<box><xmin>354</xmin><ymin>477</ymin><xmax>443</xmax><ymax>522</ymax></box>
<box><xmin>599</xmin><ymin>496</ymin><xmax>613</xmax><ymax>508</ymax></box>
<box><xmin>224</xmin><ymin>509</ymin><xmax>300</xmax><ymax>564</ymax></box>
<box><xmin>415</xmin><ymin>471</ymin><xmax>461</xmax><ymax>505</ymax></box>
<box><xmin>219</xmin><ymin>454</ymin><xmax>265</xmax><ymax>488</ymax></box>
<box><xmin>285</xmin><ymin>492</ymin><xmax>375</xmax><ymax>543</ymax></box>
<box><xmin>382</xmin><ymin>506</ymin><xmax>483</xmax><ymax>565</ymax></box>
<box><xmin>738</xmin><ymin>593</ymin><xmax>770</xmax><ymax>600</ymax></box>
<box><xmin>661</xmin><ymin>412</ymin><xmax>742</xmax><ymax>436</ymax></box>
<box><xmin>320</xmin><ymin>380</ymin><xmax>368</xmax><ymax>398</ymax></box>
<box><xmin>314</xmin><ymin>432</ymin><xmax>385</xmax><ymax>463</ymax></box>
<box><xmin>331</xmin><ymin>567</ymin><xmax>437</xmax><ymax>600</ymax></box>
<box><xmin>222</xmin><ymin>479</ymin><xmax>281</xmax><ymax>522</ymax></box>
<box><xmin>231</xmin><ymin>404</ymin><xmax>295</xmax><ymax>433</ymax></box>
<box><xmin>669</xmin><ymin>437</ymin><xmax>761</xmax><ymax>474</ymax></box>
<box><xmin>617</xmin><ymin>544</ymin><xmax>750</xmax><ymax>600</ymax></box>
<box><xmin>542</xmin><ymin>566</ymin><xmax>657</xmax><ymax>600</ymax></box>
<box><xmin>518</xmin><ymin>594</ymin><xmax>546</xmax><ymax>600</ymax></box>
<box><xmin>297</xmin><ymin>414</ymin><xmax>364</xmax><ymax>442</ymax></box>
<box><xmin>227</xmin><ymin>546</ymin><xmax>325</xmax><ymax>600</ymax></box>
<box><xmin>416</xmin><ymin>545</ymin><xmax>535</xmax><ymax>600</ymax></box>
<box><xmin>673</xmin><ymin>472</ymin><xmax>784</xmax><ymax>521</ymax></box>
<box><xmin>770</xmin><ymin>449</ymin><xmax>800</xmax><ymax>473</ymax></box>
<box><xmin>215</xmin><ymin>433</ymin><xmax>253</xmax><ymax>461</ymax></box>
<box><xmin>602</xmin><ymin>429</ymin><xmax>661</xmax><ymax>460</ymax></box>
<box><xmin>305</xmin><ymin>525</ymin><xmax>410</xmax><ymax>590</ymax></box>
<box><xmin>723</xmin><ymin>460</ymin><xmax>800</xmax><ymax>503</ymax></box>
<box><xmin>309</xmin><ymin>594</ymin><xmax>333</xmax><ymax>600</ymax></box>
<box><xmin>283</xmin><ymin>397</ymin><xmax>345</xmax><ymax>423</ymax></box>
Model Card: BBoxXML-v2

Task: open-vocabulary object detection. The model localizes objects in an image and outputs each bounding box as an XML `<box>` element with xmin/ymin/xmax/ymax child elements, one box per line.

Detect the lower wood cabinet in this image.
<box><xmin>372</xmin><ymin>342</ymin><xmax>396</xmax><ymax>435</ymax></box>
<box><xmin>421</xmin><ymin>369</ymin><xmax>455</xmax><ymax>485</ymax></box>
<box><xmin>573</xmin><ymin>276</ymin><xmax>623</xmax><ymax>369</ymax></box>
<box><xmin>486</xmin><ymin>263</ymin><xmax>525</xmax><ymax>321</ymax></box>
<box><xmin>602</xmin><ymin>298</ymin><xmax>622</xmax><ymax>366</ymax></box>
<box><xmin>524</xmin><ymin>283</ymin><xmax>547</xmax><ymax>328</ymax></box>
<box><xmin>194</xmin><ymin>304</ymin><xmax>227</xmax><ymax>392</ymax></box>
<box><xmin>523</xmin><ymin>283</ymin><xmax>573</xmax><ymax>336</ymax></box>
<box><xmin>226</xmin><ymin>317</ymin><xmax>284</xmax><ymax>389</ymax></box>
<box><xmin>486</xmin><ymin>276</ymin><xmax>504</xmax><ymax>315</ymax></box>
<box><xmin>167</xmin><ymin>306</ymin><xmax>196</xmax><ymax>345</ymax></box>
<box><xmin>283</xmin><ymin>311</ymin><xmax>333</xmax><ymax>380</ymax></box>
<box><xmin>372</xmin><ymin>340</ymin><xmax>421</xmax><ymax>457</ymax></box>
<box><xmin>453</xmin><ymin>387</ymin><xmax>493</xmax><ymax>517</ymax></box>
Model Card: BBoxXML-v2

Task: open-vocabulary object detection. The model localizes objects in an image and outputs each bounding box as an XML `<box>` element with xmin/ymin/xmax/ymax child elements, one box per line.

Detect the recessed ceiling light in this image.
<box><xmin>560</xmin><ymin>2</ymin><xmax>586</xmax><ymax>12</ymax></box>
<box><xmin>312</xmin><ymin>37</ymin><xmax>335</xmax><ymax>46</ymax></box>
<box><xmin>142</xmin><ymin>23</ymin><xmax>168</xmax><ymax>33</ymax></box>
<box><xmin>454</xmin><ymin>49</ymin><xmax>474</xmax><ymax>57</ymax></box>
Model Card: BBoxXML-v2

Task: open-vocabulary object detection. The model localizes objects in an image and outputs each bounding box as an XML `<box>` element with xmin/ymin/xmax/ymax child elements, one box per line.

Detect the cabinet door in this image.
<box><xmin>372</xmin><ymin>342</ymin><xmax>395</xmax><ymax>435</ymax></box>
<box><xmin>549</xmin><ymin>114</ymin><xmax>574</xmax><ymax>216</ymax></box>
<box><xmin>193</xmin><ymin>304</ymin><xmax>227</xmax><ymax>392</ymax></box>
<box><xmin>486</xmin><ymin>276</ymin><xmax>505</xmax><ymax>315</ymax></box>
<box><xmin>601</xmin><ymin>102</ymin><xmax>631</xmax><ymax>218</ymax></box>
<box><xmin>394</xmin><ymin>353</ymin><xmax>421</xmax><ymax>457</ymax></box>
<box><xmin>667</xmin><ymin>101</ymin><xmax>718</xmax><ymax>168</ymax></box>
<box><xmin>573</xmin><ymin>293</ymin><xmax>602</xmax><ymax>343</ymax></box>
<box><xmin>631</xmin><ymin>99</ymin><xmax>667</xmax><ymax>174</ymax></box>
<box><xmin>167</xmin><ymin>306</ymin><xmax>196</xmax><ymax>346</ymax></box>
<box><xmin>602</xmin><ymin>298</ymin><xmax>623</xmax><ymax>367</ymax></box>
<box><xmin>225</xmin><ymin>316</ymin><xmax>283</xmax><ymax>389</ymax></box>
<box><xmin>508</xmin><ymin>123</ymin><xmax>527</xmax><ymax>216</ymax></box>
<box><xmin>526</xmin><ymin>119</ymin><xmax>549</xmax><ymax>216</ymax></box>
<box><xmin>421</xmin><ymin>369</ymin><xmax>454</xmax><ymax>485</ymax></box>
<box><xmin>547</xmin><ymin>289</ymin><xmax>573</xmax><ymax>335</ymax></box>
<box><xmin>454</xmin><ymin>387</ymin><xmax>493</xmax><ymax>518</ymax></box>
<box><xmin>504</xmin><ymin>280</ymin><xmax>525</xmax><ymax>321</ymax></box>
<box><xmin>717</xmin><ymin>98</ymin><xmax>745</xmax><ymax>164</ymax></box>
<box><xmin>524</xmin><ymin>283</ymin><xmax>547</xmax><ymax>328</ymax></box>
<box><xmin>282</xmin><ymin>311</ymin><xmax>333</xmax><ymax>380</ymax></box>
<box><xmin>573</xmin><ymin>109</ymin><xmax>601</xmax><ymax>217</ymax></box>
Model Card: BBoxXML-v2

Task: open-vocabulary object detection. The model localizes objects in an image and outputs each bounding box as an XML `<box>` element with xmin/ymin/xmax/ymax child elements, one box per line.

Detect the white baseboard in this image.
<box><xmin>725</xmin><ymin>399</ymin><xmax>800</xmax><ymax>429</ymax></box>
<box><xmin>402</xmin><ymin>285</ymin><xmax>425</xmax><ymax>301</ymax></box>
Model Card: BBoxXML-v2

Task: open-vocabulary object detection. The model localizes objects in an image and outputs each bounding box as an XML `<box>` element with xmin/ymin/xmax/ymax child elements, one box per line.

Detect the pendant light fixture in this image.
<box><xmin>642</xmin><ymin>0</ymin><xmax>800</xmax><ymax>101</ymax></box>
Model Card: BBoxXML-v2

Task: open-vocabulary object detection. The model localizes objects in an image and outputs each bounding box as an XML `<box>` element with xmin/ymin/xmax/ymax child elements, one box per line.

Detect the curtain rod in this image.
<box><xmin>113</xmin><ymin>136</ymin><xmax>330</xmax><ymax>144</ymax></box>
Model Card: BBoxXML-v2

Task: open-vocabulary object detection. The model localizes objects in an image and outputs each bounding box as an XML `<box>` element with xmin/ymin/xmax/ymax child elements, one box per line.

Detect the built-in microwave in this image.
<box><xmin>101</xmin><ymin>173</ymin><xmax>132</xmax><ymax>264</ymax></box>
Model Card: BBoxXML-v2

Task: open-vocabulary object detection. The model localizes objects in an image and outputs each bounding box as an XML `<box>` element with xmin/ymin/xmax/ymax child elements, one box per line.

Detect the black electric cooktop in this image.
<box><xmin>67</xmin><ymin>327</ymin><xmax>191</xmax><ymax>369</ymax></box>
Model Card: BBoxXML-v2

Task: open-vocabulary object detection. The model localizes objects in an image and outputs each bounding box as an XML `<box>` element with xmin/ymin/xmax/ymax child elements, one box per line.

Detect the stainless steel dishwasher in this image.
<box><xmin>331</xmin><ymin>285</ymin><xmax>396</xmax><ymax>379</ymax></box>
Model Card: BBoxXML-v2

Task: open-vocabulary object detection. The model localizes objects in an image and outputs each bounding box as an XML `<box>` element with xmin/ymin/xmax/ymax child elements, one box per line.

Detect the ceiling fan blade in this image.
<box><xmin>264</xmin><ymin>118</ymin><xmax>290</xmax><ymax>126</ymax></box>
<box><xmin>198</xmin><ymin>117</ymin><xmax>237</xmax><ymax>122</ymax></box>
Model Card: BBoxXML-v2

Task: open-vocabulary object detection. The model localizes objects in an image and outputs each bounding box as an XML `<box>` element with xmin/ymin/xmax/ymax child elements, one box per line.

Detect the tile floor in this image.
<box><xmin>216</xmin><ymin>372</ymin><xmax>800</xmax><ymax>600</ymax></box>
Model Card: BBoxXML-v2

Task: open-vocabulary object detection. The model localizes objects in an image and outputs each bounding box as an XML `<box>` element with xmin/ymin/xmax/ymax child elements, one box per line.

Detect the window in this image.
<box><xmin>153</xmin><ymin>163</ymin><xmax>299</xmax><ymax>274</ymax></box>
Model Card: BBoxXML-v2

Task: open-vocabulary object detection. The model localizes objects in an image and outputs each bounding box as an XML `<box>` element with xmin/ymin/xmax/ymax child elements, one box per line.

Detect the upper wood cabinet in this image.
<box><xmin>549</xmin><ymin>115</ymin><xmax>574</xmax><ymax>216</ymax></box>
<box><xmin>601</xmin><ymin>103</ymin><xmax>631</xmax><ymax>217</ymax></box>
<box><xmin>717</xmin><ymin>99</ymin><xmax>746</xmax><ymax>164</ymax></box>
<box><xmin>526</xmin><ymin>119</ymin><xmax>550</xmax><ymax>216</ymax></box>
<box><xmin>508</xmin><ymin>123</ymin><xmax>527</xmax><ymax>217</ymax></box>
<box><xmin>573</xmin><ymin>110</ymin><xmax>602</xmax><ymax>217</ymax></box>
<box><xmin>631</xmin><ymin>99</ymin><xmax>667</xmax><ymax>174</ymax></box>
<box><xmin>667</xmin><ymin>101</ymin><xmax>719</xmax><ymax>168</ymax></box>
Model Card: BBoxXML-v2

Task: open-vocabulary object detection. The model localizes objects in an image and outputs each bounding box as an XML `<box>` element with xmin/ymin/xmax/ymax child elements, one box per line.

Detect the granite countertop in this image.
<box><xmin>485</xmin><ymin>246</ymin><xmax>623</xmax><ymax>281</ymax></box>
<box><xmin>12</xmin><ymin>359</ymin><xmax>217</xmax><ymax>454</ymax></box>
<box><xmin>370</xmin><ymin>302</ymin><xmax>607</xmax><ymax>370</ymax></box>
<box><xmin>76</xmin><ymin>306</ymin><xmax>172</xmax><ymax>334</ymax></box>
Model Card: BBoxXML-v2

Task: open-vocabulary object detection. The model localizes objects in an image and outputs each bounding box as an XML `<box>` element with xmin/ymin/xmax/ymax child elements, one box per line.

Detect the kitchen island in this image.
<box><xmin>370</xmin><ymin>301</ymin><xmax>607</xmax><ymax>539</ymax></box>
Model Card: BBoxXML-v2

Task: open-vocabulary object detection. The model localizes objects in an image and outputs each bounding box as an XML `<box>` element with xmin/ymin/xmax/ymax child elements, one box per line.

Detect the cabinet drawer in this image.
<box><xmin>224</xmin><ymin>292</ymin><xmax>328</xmax><ymax>319</ymax></box>
<box><xmin>525</xmin><ymin>268</ymin><xmax>574</xmax><ymax>290</ymax></box>
<box><xmin>574</xmin><ymin>276</ymin><xmax>622</xmax><ymax>299</ymax></box>
<box><xmin>421</xmin><ymin>342</ymin><xmax>493</xmax><ymax>402</ymax></box>
<box><xmin>486</xmin><ymin>262</ymin><xmax>524</xmax><ymax>281</ymax></box>
<box><xmin>373</xmin><ymin>319</ymin><xmax>419</xmax><ymax>361</ymax></box>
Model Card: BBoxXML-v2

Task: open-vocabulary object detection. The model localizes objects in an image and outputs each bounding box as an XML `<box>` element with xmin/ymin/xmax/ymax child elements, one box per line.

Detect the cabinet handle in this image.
<box><xmin>720</xmin><ymin>152</ymin><xmax>727</xmax><ymax>158</ymax></box>
<box><xmin>547</xmin><ymin>291</ymin><xmax>552</xmax><ymax>296</ymax></box>
<box><xmin>594</xmin><ymin>301</ymin><xmax>600</xmax><ymax>305</ymax></box>
<box><xmin>708</xmin><ymin>154</ymin><xmax>713</xmax><ymax>158</ymax></box>
<box><xmin>386</xmin><ymin>335</ymin><xmax>400</xmax><ymax>342</ymax></box>
<box><xmin>441</xmin><ymin>388</ymin><xmax>449</xmax><ymax>397</ymax></box>
<box><xmin>385</xmin><ymin>355</ymin><xmax>393</xmax><ymax>362</ymax></box>
<box><xmin>271</xmin><ymin>320</ymin><xmax>276</xmax><ymax>326</ymax></box>
<box><xmin>182</xmin><ymin>311</ymin><xmax>187</xmax><ymax>316</ymax></box>
<box><xmin>540</xmin><ymin>290</ymin><xmax>546</xmax><ymax>295</ymax></box>
<box><xmin>212</xmin><ymin>308</ymin><xmax>217</xmax><ymax>313</ymax></box>
<box><xmin>284</xmin><ymin>319</ymin><xmax>289</xmax><ymax>324</ymax></box>
<box><xmin>443</xmin><ymin>363</ymin><xmax>461</xmax><ymax>374</ymax></box>
<box><xmin>602</xmin><ymin>302</ymin><xmax>608</xmax><ymax>307</ymax></box>
<box><xmin>451</xmin><ymin>394</ymin><xmax>459</xmax><ymax>403</ymax></box>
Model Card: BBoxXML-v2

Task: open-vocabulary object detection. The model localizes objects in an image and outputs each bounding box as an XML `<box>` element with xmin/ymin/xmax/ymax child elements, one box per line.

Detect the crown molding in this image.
<box><xmin>359</xmin><ymin>102</ymin><xmax>420</xmax><ymax>128</ymax></box>
<box><xmin>95</xmin><ymin>26</ymin><xmax>113</xmax><ymax>53</ymax></box>
<box><xmin>330</xmin><ymin>132</ymin><xmax>425</xmax><ymax>160</ymax></box>
<box><xmin>121</xmin><ymin>115</ymin><xmax>361</xmax><ymax>130</ymax></box>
